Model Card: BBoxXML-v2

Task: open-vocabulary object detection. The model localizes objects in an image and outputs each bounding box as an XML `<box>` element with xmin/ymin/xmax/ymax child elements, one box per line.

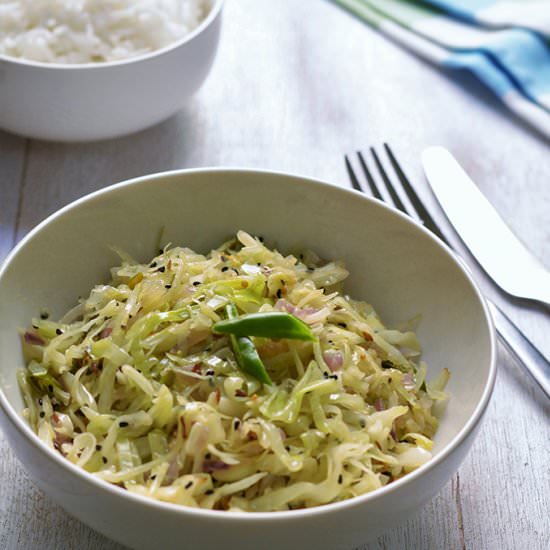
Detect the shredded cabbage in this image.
<box><xmin>19</xmin><ymin>231</ymin><xmax>449</xmax><ymax>512</ymax></box>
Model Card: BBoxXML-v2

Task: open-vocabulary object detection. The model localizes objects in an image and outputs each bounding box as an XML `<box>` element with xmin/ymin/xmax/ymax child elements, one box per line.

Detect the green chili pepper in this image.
<box><xmin>213</xmin><ymin>311</ymin><xmax>316</xmax><ymax>341</ymax></box>
<box><xmin>225</xmin><ymin>304</ymin><xmax>272</xmax><ymax>385</ymax></box>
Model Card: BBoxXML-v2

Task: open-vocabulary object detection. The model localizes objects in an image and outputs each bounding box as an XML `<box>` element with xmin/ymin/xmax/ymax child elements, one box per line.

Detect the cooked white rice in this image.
<box><xmin>0</xmin><ymin>0</ymin><xmax>212</xmax><ymax>64</ymax></box>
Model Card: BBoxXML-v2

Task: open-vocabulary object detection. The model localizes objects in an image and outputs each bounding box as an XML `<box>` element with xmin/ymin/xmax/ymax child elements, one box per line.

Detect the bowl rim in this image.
<box><xmin>0</xmin><ymin>167</ymin><xmax>497</xmax><ymax>522</ymax></box>
<box><xmin>0</xmin><ymin>0</ymin><xmax>223</xmax><ymax>70</ymax></box>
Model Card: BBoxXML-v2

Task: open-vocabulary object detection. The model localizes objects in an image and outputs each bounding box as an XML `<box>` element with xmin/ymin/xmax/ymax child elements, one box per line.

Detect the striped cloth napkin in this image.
<box><xmin>335</xmin><ymin>0</ymin><xmax>550</xmax><ymax>139</ymax></box>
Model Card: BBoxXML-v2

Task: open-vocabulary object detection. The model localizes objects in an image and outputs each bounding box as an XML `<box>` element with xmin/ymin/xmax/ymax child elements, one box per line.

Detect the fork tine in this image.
<box><xmin>370</xmin><ymin>147</ymin><xmax>408</xmax><ymax>212</ymax></box>
<box><xmin>345</xmin><ymin>151</ymin><xmax>385</xmax><ymax>201</ymax></box>
<box><xmin>357</xmin><ymin>151</ymin><xmax>384</xmax><ymax>201</ymax></box>
<box><xmin>383</xmin><ymin>143</ymin><xmax>447</xmax><ymax>243</ymax></box>
<box><xmin>344</xmin><ymin>155</ymin><xmax>363</xmax><ymax>192</ymax></box>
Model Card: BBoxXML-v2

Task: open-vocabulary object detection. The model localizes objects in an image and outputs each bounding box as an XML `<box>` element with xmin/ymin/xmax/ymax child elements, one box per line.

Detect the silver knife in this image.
<box><xmin>421</xmin><ymin>146</ymin><xmax>550</xmax><ymax>305</ymax></box>
<box><xmin>487</xmin><ymin>302</ymin><xmax>550</xmax><ymax>398</ymax></box>
<box><xmin>422</xmin><ymin>146</ymin><xmax>550</xmax><ymax>399</ymax></box>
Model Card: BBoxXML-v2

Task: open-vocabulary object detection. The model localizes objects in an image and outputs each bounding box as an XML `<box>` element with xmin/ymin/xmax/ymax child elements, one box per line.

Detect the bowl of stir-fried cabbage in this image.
<box><xmin>0</xmin><ymin>168</ymin><xmax>496</xmax><ymax>550</ymax></box>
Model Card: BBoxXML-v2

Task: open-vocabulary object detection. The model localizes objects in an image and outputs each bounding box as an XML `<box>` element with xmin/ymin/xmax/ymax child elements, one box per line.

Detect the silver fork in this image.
<box><xmin>345</xmin><ymin>144</ymin><xmax>550</xmax><ymax>399</ymax></box>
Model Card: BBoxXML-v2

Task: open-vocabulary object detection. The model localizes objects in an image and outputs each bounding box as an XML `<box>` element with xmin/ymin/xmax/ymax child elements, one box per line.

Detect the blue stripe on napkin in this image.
<box><xmin>421</xmin><ymin>0</ymin><xmax>501</xmax><ymax>21</ymax></box>
<box><xmin>482</xmin><ymin>30</ymin><xmax>550</xmax><ymax>102</ymax></box>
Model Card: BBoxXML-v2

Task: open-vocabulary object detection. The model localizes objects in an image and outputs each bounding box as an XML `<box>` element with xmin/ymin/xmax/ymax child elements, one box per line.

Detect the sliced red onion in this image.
<box><xmin>202</xmin><ymin>459</ymin><xmax>229</xmax><ymax>473</ymax></box>
<box><xmin>274</xmin><ymin>299</ymin><xmax>295</xmax><ymax>314</ymax></box>
<box><xmin>98</xmin><ymin>327</ymin><xmax>113</xmax><ymax>340</ymax></box>
<box><xmin>274</xmin><ymin>299</ymin><xmax>319</xmax><ymax>322</ymax></box>
<box><xmin>24</xmin><ymin>331</ymin><xmax>45</xmax><ymax>346</ymax></box>
<box><xmin>295</xmin><ymin>307</ymin><xmax>321</xmax><ymax>322</ymax></box>
<box><xmin>323</xmin><ymin>350</ymin><xmax>344</xmax><ymax>372</ymax></box>
<box><xmin>374</xmin><ymin>398</ymin><xmax>385</xmax><ymax>411</ymax></box>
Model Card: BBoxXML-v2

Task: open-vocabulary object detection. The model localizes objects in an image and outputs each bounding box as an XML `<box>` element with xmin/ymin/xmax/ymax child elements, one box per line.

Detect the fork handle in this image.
<box><xmin>488</xmin><ymin>301</ymin><xmax>550</xmax><ymax>399</ymax></box>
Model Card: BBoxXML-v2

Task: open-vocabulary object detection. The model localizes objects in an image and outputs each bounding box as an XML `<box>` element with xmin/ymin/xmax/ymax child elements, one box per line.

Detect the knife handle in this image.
<box><xmin>487</xmin><ymin>301</ymin><xmax>550</xmax><ymax>399</ymax></box>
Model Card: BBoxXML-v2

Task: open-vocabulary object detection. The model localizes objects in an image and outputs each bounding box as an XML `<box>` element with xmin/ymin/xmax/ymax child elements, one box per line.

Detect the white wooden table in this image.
<box><xmin>1</xmin><ymin>1</ymin><xmax>549</xmax><ymax>548</ymax></box>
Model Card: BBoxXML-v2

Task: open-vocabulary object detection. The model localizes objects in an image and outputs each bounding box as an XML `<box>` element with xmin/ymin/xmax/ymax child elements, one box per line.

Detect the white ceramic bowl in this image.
<box><xmin>0</xmin><ymin>1</ymin><xmax>223</xmax><ymax>142</ymax></box>
<box><xmin>0</xmin><ymin>169</ymin><xmax>496</xmax><ymax>550</ymax></box>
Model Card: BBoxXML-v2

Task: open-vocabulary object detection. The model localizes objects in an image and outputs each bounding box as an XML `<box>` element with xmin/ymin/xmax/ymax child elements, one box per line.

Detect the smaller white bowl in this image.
<box><xmin>0</xmin><ymin>0</ymin><xmax>223</xmax><ymax>142</ymax></box>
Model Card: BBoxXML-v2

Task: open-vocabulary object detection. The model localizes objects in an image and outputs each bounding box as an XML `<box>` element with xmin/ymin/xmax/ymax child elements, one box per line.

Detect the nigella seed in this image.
<box><xmin>232</xmin><ymin>268</ymin><xmax>239</xmax><ymax>275</ymax></box>
<box><xmin>119</xmin><ymin>421</ymin><xmax>129</xmax><ymax>427</ymax></box>
<box><xmin>205</xmin><ymin>369</ymin><xmax>215</xmax><ymax>376</ymax></box>
<box><xmin>149</xmin><ymin>261</ymin><xmax>157</xmax><ymax>268</ymax></box>
<box><xmin>337</xmin><ymin>322</ymin><xmax>347</xmax><ymax>328</ymax></box>
<box><xmin>233</xmin><ymin>419</ymin><xmax>241</xmax><ymax>430</ymax></box>
<box><xmin>48</xmin><ymin>385</ymin><xmax>53</xmax><ymax>392</ymax></box>
<box><xmin>40</xmin><ymin>310</ymin><xmax>50</xmax><ymax>320</ymax></box>
<box><xmin>56</xmin><ymin>328</ymin><xmax>63</xmax><ymax>335</ymax></box>
<box><xmin>185</xmin><ymin>481</ymin><xmax>193</xmax><ymax>489</ymax></box>
<box><xmin>157</xmin><ymin>266</ymin><xmax>165</xmax><ymax>273</ymax></box>
<box><xmin>338</xmin><ymin>474</ymin><xmax>343</xmax><ymax>484</ymax></box>
<box><xmin>205</xmin><ymin>489</ymin><xmax>214</xmax><ymax>495</ymax></box>
<box><xmin>165</xmin><ymin>285</ymin><xmax>172</xmax><ymax>289</ymax></box>
<box><xmin>96</xmin><ymin>445</ymin><xmax>102</xmax><ymax>451</ymax></box>
<box><xmin>276</xmin><ymin>289</ymin><xmax>282</xmax><ymax>299</ymax></box>
<box><xmin>221</xmin><ymin>266</ymin><xmax>229</xmax><ymax>272</ymax></box>
<box><xmin>39</xmin><ymin>411</ymin><xmax>45</xmax><ymax>418</ymax></box>
<box><xmin>150</xmin><ymin>475</ymin><xmax>157</xmax><ymax>481</ymax></box>
<box><xmin>38</xmin><ymin>399</ymin><xmax>43</xmax><ymax>406</ymax></box>
<box><xmin>330</xmin><ymin>374</ymin><xmax>338</xmax><ymax>380</ymax></box>
<box><xmin>193</xmin><ymin>281</ymin><xmax>201</xmax><ymax>286</ymax></box>
<box><xmin>102</xmin><ymin>457</ymin><xmax>107</xmax><ymax>464</ymax></box>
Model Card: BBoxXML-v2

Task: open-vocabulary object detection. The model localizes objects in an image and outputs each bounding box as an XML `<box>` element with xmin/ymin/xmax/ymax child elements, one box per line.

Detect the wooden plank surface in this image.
<box><xmin>0</xmin><ymin>134</ymin><xmax>26</xmax><ymax>260</ymax></box>
<box><xmin>1</xmin><ymin>1</ymin><xmax>549</xmax><ymax>548</ymax></box>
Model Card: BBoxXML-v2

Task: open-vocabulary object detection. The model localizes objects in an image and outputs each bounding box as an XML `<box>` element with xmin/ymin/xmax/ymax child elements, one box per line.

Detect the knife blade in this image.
<box><xmin>421</xmin><ymin>146</ymin><xmax>550</xmax><ymax>305</ymax></box>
